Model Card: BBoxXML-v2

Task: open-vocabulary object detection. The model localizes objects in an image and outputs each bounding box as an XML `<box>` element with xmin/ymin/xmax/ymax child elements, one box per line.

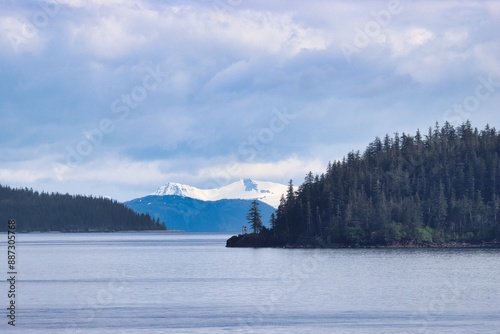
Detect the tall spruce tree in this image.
<box><xmin>247</xmin><ymin>200</ymin><xmax>263</xmax><ymax>234</ymax></box>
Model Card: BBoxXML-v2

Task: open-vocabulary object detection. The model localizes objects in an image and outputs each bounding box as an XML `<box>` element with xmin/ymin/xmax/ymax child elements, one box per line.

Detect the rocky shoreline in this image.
<box><xmin>226</xmin><ymin>234</ymin><xmax>500</xmax><ymax>249</ymax></box>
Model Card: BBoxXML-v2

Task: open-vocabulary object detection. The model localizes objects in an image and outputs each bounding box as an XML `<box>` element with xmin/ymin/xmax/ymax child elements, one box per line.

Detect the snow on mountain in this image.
<box><xmin>151</xmin><ymin>179</ymin><xmax>291</xmax><ymax>208</ymax></box>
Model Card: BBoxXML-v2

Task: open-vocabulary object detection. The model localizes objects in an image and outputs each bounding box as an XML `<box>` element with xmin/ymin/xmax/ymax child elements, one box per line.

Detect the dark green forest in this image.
<box><xmin>235</xmin><ymin>122</ymin><xmax>500</xmax><ymax>247</ymax></box>
<box><xmin>0</xmin><ymin>185</ymin><xmax>166</xmax><ymax>232</ymax></box>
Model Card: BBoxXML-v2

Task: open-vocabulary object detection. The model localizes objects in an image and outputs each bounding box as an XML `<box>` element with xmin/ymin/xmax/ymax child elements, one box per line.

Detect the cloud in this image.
<box><xmin>190</xmin><ymin>156</ymin><xmax>326</xmax><ymax>189</ymax></box>
<box><xmin>389</xmin><ymin>27</ymin><xmax>434</xmax><ymax>57</ymax></box>
<box><xmin>0</xmin><ymin>0</ymin><xmax>499</xmax><ymax>201</ymax></box>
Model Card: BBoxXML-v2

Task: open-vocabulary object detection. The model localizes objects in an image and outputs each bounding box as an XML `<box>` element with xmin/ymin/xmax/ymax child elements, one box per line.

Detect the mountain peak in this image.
<box><xmin>151</xmin><ymin>182</ymin><xmax>210</xmax><ymax>200</ymax></box>
<box><xmin>150</xmin><ymin>179</ymin><xmax>293</xmax><ymax>208</ymax></box>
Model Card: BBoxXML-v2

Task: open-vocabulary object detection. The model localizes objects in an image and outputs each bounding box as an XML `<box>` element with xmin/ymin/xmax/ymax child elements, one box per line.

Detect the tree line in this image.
<box><xmin>264</xmin><ymin>121</ymin><xmax>500</xmax><ymax>246</ymax></box>
<box><xmin>0</xmin><ymin>185</ymin><xmax>166</xmax><ymax>232</ymax></box>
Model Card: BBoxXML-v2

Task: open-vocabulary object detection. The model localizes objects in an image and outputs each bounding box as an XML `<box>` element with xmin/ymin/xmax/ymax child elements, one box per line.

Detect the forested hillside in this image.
<box><xmin>0</xmin><ymin>185</ymin><xmax>166</xmax><ymax>232</ymax></box>
<box><xmin>234</xmin><ymin>122</ymin><xmax>500</xmax><ymax>247</ymax></box>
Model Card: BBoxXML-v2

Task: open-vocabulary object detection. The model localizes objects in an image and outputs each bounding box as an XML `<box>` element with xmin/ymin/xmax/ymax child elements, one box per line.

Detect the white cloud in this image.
<box><xmin>0</xmin><ymin>152</ymin><xmax>324</xmax><ymax>202</ymax></box>
<box><xmin>389</xmin><ymin>27</ymin><xmax>434</xmax><ymax>58</ymax></box>
<box><xmin>386</xmin><ymin>26</ymin><xmax>482</xmax><ymax>84</ymax></box>
<box><xmin>1</xmin><ymin>154</ymin><xmax>168</xmax><ymax>201</ymax></box>
<box><xmin>1</xmin><ymin>0</ymin><xmax>500</xmax><ymax>201</ymax></box>
<box><xmin>0</xmin><ymin>15</ymin><xmax>46</xmax><ymax>55</ymax></box>
<box><xmin>197</xmin><ymin>156</ymin><xmax>325</xmax><ymax>188</ymax></box>
<box><xmin>209</xmin><ymin>9</ymin><xmax>327</xmax><ymax>57</ymax></box>
<box><xmin>69</xmin><ymin>17</ymin><xmax>147</xmax><ymax>59</ymax></box>
<box><xmin>56</xmin><ymin>0</ymin><xmax>136</xmax><ymax>8</ymax></box>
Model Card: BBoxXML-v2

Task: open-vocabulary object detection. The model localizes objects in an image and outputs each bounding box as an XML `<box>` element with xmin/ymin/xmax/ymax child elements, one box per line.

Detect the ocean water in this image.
<box><xmin>0</xmin><ymin>232</ymin><xmax>499</xmax><ymax>333</ymax></box>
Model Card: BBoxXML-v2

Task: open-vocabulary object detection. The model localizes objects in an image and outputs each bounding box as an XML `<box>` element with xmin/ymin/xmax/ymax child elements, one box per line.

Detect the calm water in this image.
<box><xmin>0</xmin><ymin>232</ymin><xmax>499</xmax><ymax>333</ymax></box>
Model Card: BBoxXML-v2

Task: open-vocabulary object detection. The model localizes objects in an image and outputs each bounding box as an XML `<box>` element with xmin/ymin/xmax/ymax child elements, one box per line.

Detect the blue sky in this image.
<box><xmin>1</xmin><ymin>0</ymin><xmax>499</xmax><ymax>201</ymax></box>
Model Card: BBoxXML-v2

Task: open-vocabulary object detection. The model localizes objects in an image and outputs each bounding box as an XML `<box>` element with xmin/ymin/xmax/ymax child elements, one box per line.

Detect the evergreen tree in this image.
<box><xmin>247</xmin><ymin>200</ymin><xmax>263</xmax><ymax>234</ymax></box>
<box><xmin>270</xmin><ymin>212</ymin><xmax>277</xmax><ymax>236</ymax></box>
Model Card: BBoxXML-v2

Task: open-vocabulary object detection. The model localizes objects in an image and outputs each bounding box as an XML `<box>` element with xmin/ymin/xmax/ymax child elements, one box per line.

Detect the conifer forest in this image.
<box><xmin>265</xmin><ymin>122</ymin><xmax>500</xmax><ymax>246</ymax></box>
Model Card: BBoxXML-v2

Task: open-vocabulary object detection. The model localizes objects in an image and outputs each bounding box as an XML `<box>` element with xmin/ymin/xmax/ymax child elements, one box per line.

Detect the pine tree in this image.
<box><xmin>270</xmin><ymin>212</ymin><xmax>277</xmax><ymax>236</ymax></box>
<box><xmin>247</xmin><ymin>200</ymin><xmax>263</xmax><ymax>234</ymax></box>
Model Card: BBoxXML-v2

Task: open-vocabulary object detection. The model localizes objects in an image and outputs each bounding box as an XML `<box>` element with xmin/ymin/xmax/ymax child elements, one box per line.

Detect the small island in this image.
<box><xmin>228</xmin><ymin>122</ymin><xmax>500</xmax><ymax>248</ymax></box>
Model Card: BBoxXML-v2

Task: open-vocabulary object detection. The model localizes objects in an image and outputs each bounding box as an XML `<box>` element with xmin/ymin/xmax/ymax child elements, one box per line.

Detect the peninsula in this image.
<box><xmin>228</xmin><ymin>122</ymin><xmax>500</xmax><ymax>248</ymax></box>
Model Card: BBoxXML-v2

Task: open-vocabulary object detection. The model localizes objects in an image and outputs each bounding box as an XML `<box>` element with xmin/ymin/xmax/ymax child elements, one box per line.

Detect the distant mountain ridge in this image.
<box><xmin>124</xmin><ymin>179</ymin><xmax>290</xmax><ymax>232</ymax></box>
<box><xmin>151</xmin><ymin>178</ymin><xmax>290</xmax><ymax>208</ymax></box>
<box><xmin>125</xmin><ymin>195</ymin><xmax>275</xmax><ymax>232</ymax></box>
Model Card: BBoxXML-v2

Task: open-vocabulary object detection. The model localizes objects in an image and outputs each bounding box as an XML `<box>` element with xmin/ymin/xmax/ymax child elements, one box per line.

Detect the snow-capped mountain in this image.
<box><xmin>125</xmin><ymin>196</ymin><xmax>276</xmax><ymax>232</ymax></box>
<box><xmin>124</xmin><ymin>179</ymin><xmax>292</xmax><ymax>232</ymax></box>
<box><xmin>151</xmin><ymin>179</ymin><xmax>290</xmax><ymax>208</ymax></box>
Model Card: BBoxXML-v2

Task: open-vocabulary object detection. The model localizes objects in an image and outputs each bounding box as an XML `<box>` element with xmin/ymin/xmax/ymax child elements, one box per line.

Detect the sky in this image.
<box><xmin>0</xmin><ymin>0</ymin><xmax>499</xmax><ymax>202</ymax></box>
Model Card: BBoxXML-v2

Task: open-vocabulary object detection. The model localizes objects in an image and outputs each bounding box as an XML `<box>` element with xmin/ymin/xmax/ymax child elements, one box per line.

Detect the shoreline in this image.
<box><xmin>226</xmin><ymin>234</ymin><xmax>500</xmax><ymax>249</ymax></box>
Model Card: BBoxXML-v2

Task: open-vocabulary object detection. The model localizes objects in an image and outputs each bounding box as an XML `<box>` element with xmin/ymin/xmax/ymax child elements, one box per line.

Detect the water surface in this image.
<box><xmin>0</xmin><ymin>232</ymin><xmax>498</xmax><ymax>333</ymax></box>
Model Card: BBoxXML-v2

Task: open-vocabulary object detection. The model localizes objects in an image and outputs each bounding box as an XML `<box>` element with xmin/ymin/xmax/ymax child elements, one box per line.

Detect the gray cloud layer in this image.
<box><xmin>1</xmin><ymin>0</ymin><xmax>499</xmax><ymax>201</ymax></box>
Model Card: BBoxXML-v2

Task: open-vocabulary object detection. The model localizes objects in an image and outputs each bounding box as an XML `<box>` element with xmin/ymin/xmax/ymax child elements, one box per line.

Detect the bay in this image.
<box><xmin>0</xmin><ymin>232</ymin><xmax>499</xmax><ymax>333</ymax></box>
